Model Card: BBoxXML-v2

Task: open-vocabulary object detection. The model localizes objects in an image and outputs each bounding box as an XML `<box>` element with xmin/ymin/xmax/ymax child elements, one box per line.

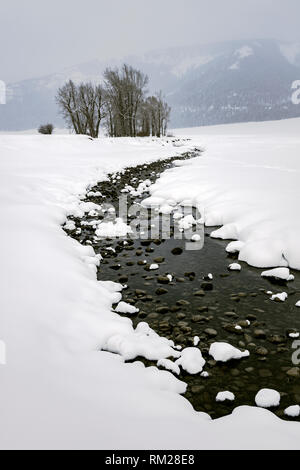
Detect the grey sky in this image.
<box><xmin>1</xmin><ymin>0</ymin><xmax>300</xmax><ymax>83</ymax></box>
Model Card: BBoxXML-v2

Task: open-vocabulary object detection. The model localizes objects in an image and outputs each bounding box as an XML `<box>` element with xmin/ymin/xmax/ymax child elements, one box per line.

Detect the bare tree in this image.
<box><xmin>139</xmin><ymin>93</ymin><xmax>171</xmax><ymax>137</ymax></box>
<box><xmin>77</xmin><ymin>83</ymin><xmax>105</xmax><ymax>138</ymax></box>
<box><xmin>56</xmin><ymin>81</ymin><xmax>105</xmax><ymax>137</ymax></box>
<box><xmin>104</xmin><ymin>64</ymin><xmax>148</xmax><ymax>137</ymax></box>
<box><xmin>56</xmin><ymin>80</ymin><xmax>85</xmax><ymax>134</ymax></box>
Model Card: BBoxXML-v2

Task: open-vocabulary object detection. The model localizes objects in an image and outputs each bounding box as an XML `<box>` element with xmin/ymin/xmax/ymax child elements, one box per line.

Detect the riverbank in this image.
<box><xmin>65</xmin><ymin>151</ymin><xmax>300</xmax><ymax>422</ymax></box>
<box><xmin>0</xmin><ymin>130</ymin><xmax>299</xmax><ymax>449</ymax></box>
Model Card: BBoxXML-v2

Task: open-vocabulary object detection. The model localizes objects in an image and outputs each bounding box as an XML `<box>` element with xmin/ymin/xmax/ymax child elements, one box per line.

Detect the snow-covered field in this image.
<box><xmin>0</xmin><ymin>126</ymin><xmax>300</xmax><ymax>450</ymax></box>
<box><xmin>167</xmin><ymin>118</ymin><xmax>300</xmax><ymax>270</ymax></box>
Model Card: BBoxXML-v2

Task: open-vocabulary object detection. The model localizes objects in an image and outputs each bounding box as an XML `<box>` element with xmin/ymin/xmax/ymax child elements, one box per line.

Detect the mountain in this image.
<box><xmin>2</xmin><ymin>38</ymin><xmax>300</xmax><ymax>131</ymax></box>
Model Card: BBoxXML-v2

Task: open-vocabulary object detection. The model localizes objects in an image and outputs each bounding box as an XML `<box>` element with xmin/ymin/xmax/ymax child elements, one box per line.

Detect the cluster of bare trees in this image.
<box><xmin>139</xmin><ymin>93</ymin><xmax>171</xmax><ymax>138</ymax></box>
<box><xmin>56</xmin><ymin>64</ymin><xmax>170</xmax><ymax>138</ymax></box>
<box><xmin>56</xmin><ymin>81</ymin><xmax>104</xmax><ymax>138</ymax></box>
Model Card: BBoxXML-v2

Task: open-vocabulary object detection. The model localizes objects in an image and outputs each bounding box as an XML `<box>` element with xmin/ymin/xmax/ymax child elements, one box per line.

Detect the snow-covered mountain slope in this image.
<box><xmin>0</xmin><ymin>130</ymin><xmax>300</xmax><ymax>449</ymax></box>
<box><xmin>2</xmin><ymin>38</ymin><xmax>300</xmax><ymax>131</ymax></box>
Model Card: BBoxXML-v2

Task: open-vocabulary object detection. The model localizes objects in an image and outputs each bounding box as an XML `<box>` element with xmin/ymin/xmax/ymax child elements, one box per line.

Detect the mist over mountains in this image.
<box><xmin>2</xmin><ymin>38</ymin><xmax>300</xmax><ymax>131</ymax></box>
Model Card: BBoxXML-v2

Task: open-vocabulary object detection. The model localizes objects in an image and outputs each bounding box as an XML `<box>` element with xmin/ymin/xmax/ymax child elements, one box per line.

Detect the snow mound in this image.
<box><xmin>284</xmin><ymin>405</ymin><xmax>300</xmax><ymax>418</ymax></box>
<box><xmin>216</xmin><ymin>391</ymin><xmax>235</xmax><ymax>402</ymax></box>
<box><xmin>178</xmin><ymin>214</ymin><xmax>197</xmax><ymax>231</ymax></box>
<box><xmin>209</xmin><ymin>342</ymin><xmax>250</xmax><ymax>362</ymax></box>
<box><xmin>149</xmin><ymin>264</ymin><xmax>159</xmax><ymax>271</ymax></box>
<box><xmin>104</xmin><ymin>322</ymin><xmax>181</xmax><ymax>361</ymax></box>
<box><xmin>226</xmin><ymin>241</ymin><xmax>245</xmax><ymax>254</ymax></box>
<box><xmin>157</xmin><ymin>358</ymin><xmax>181</xmax><ymax>376</ymax></box>
<box><xmin>115</xmin><ymin>302</ymin><xmax>139</xmax><ymax>315</ymax></box>
<box><xmin>211</xmin><ymin>223</ymin><xmax>238</xmax><ymax>240</ymax></box>
<box><xmin>255</xmin><ymin>389</ymin><xmax>281</xmax><ymax>409</ymax></box>
<box><xmin>228</xmin><ymin>263</ymin><xmax>241</xmax><ymax>271</ymax></box>
<box><xmin>261</xmin><ymin>268</ymin><xmax>294</xmax><ymax>282</ymax></box>
<box><xmin>95</xmin><ymin>218</ymin><xmax>133</xmax><ymax>238</ymax></box>
<box><xmin>271</xmin><ymin>292</ymin><xmax>288</xmax><ymax>302</ymax></box>
<box><xmin>175</xmin><ymin>347</ymin><xmax>206</xmax><ymax>374</ymax></box>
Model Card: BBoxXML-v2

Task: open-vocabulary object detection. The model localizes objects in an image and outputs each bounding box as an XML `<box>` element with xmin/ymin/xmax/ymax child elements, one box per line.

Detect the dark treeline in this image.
<box><xmin>56</xmin><ymin>64</ymin><xmax>171</xmax><ymax>138</ymax></box>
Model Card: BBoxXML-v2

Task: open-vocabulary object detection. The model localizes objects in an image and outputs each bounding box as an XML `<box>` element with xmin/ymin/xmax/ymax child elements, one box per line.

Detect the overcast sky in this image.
<box><xmin>1</xmin><ymin>0</ymin><xmax>300</xmax><ymax>83</ymax></box>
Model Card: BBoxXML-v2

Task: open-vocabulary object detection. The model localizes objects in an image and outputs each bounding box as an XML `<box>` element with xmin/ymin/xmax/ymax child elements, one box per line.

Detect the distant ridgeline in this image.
<box><xmin>2</xmin><ymin>38</ymin><xmax>300</xmax><ymax>131</ymax></box>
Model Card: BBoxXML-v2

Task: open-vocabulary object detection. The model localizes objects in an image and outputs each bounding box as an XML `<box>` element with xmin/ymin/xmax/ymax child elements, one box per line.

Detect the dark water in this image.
<box><xmin>65</xmin><ymin>151</ymin><xmax>300</xmax><ymax>421</ymax></box>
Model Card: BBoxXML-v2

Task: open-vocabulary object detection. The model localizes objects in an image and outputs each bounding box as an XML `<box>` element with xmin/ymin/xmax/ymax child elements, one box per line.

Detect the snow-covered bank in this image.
<box><xmin>151</xmin><ymin>118</ymin><xmax>300</xmax><ymax>270</ymax></box>
<box><xmin>0</xmin><ymin>134</ymin><xmax>299</xmax><ymax>449</ymax></box>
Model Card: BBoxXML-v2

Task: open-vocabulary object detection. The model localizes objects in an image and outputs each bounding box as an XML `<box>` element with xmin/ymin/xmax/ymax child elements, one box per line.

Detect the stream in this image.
<box><xmin>64</xmin><ymin>148</ymin><xmax>300</xmax><ymax>421</ymax></box>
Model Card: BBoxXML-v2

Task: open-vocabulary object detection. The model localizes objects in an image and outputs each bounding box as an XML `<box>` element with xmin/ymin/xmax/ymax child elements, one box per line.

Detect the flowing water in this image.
<box><xmin>65</xmin><ymin>150</ymin><xmax>300</xmax><ymax>421</ymax></box>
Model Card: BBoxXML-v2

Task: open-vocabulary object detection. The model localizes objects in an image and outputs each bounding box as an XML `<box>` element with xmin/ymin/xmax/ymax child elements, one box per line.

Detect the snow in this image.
<box><xmin>144</xmin><ymin>367</ymin><xmax>187</xmax><ymax>395</ymax></box>
<box><xmin>171</xmin><ymin>55</ymin><xmax>214</xmax><ymax>77</ymax></box>
<box><xmin>229</xmin><ymin>263</ymin><xmax>242</xmax><ymax>271</ymax></box>
<box><xmin>209</xmin><ymin>342</ymin><xmax>250</xmax><ymax>362</ymax></box>
<box><xmin>229</xmin><ymin>46</ymin><xmax>254</xmax><ymax>70</ymax></box>
<box><xmin>280</xmin><ymin>42</ymin><xmax>300</xmax><ymax>65</ymax></box>
<box><xmin>64</xmin><ymin>221</ymin><xmax>76</xmax><ymax>231</ymax></box>
<box><xmin>235</xmin><ymin>46</ymin><xmax>254</xmax><ymax>59</ymax></box>
<box><xmin>255</xmin><ymin>389</ymin><xmax>281</xmax><ymax>409</ymax></box>
<box><xmin>201</xmin><ymin>372</ymin><xmax>209</xmax><ymax>378</ymax></box>
<box><xmin>1</xmin><ymin>131</ymin><xmax>300</xmax><ymax>449</ymax></box>
<box><xmin>216</xmin><ymin>392</ymin><xmax>235</xmax><ymax>402</ymax></box>
<box><xmin>149</xmin><ymin>264</ymin><xmax>159</xmax><ymax>271</ymax></box>
<box><xmin>284</xmin><ymin>406</ymin><xmax>300</xmax><ymax>418</ymax></box>
<box><xmin>114</xmin><ymin>302</ymin><xmax>139</xmax><ymax>315</ymax></box>
<box><xmin>296</xmin><ymin>301</ymin><xmax>300</xmax><ymax>308</ymax></box>
<box><xmin>105</xmin><ymin>324</ymin><xmax>181</xmax><ymax>363</ymax></box>
<box><xmin>159</xmin><ymin>204</ymin><xmax>174</xmax><ymax>215</ymax></box>
<box><xmin>178</xmin><ymin>214</ymin><xmax>197</xmax><ymax>230</ymax></box>
<box><xmin>226</xmin><ymin>241</ymin><xmax>245</xmax><ymax>254</ymax></box>
<box><xmin>157</xmin><ymin>358</ymin><xmax>181</xmax><ymax>376</ymax></box>
<box><xmin>271</xmin><ymin>292</ymin><xmax>288</xmax><ymax>302</ymax></box>
<box><xmin>150</xmin><ymin>118</ymin><xmax>300</xmax><ymax>271</ymax></box>
<box><xmin>261</xmin><ymin>268</ymin><xmax>294</xmax><ymax>282</ymax></box>
<box><xmin>95</xmin><ymin>218</ymin><xmax>133</xmax><ymax>238</ymax></box>
<box><xmin>175</xmin><ymin>347</ymin><xmax>206</xmax><ymax>375</ymax></box>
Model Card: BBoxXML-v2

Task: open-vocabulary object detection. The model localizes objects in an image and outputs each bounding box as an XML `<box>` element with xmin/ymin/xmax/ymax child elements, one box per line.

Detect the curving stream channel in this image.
<box><xmin>64</xmin><ymin>149</ymin><xmax>300</xmax><ymax>421</ymax></box>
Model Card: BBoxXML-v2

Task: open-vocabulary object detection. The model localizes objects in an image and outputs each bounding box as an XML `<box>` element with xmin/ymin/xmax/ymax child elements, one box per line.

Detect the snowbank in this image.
<box><xmin>150</xmin><ymin>118</ymin><xmax>300</xmax><ymax>270</ymax></box>
<box><xmin>0</xmin><ymin>133</ymin><xmax>299</xmax><ymax>449</ymax></box>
